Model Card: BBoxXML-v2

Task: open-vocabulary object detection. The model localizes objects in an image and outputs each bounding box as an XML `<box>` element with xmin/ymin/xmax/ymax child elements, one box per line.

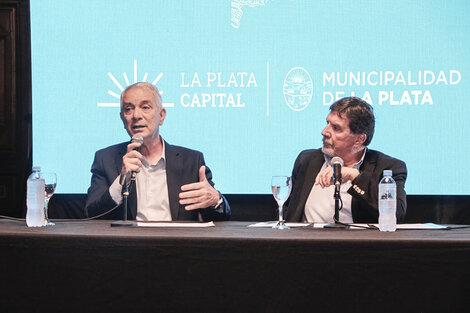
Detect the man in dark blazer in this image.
<box><xmin>285</xmin><ymin>97</ymin><xmax>407</xmax><ymax>224</ymax></box>
<box><xmin>85</xmin><ymin>82</ymin><xmax>230</xmax><ymax>221</ymax></box>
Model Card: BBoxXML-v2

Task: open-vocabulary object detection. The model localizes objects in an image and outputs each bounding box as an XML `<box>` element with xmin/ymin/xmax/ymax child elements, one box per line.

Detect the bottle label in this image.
<box><xmin>379</xmin><ymin>185</ymin><xmax>396</xmax><ymax>200</ymax></box>
<box><xmin>27</xmin><ymin>180</ymin><xmax>45</xmax><ymax>203</ymax></box>
<box><xmin>378</xmin><ymin>181</ymin><xmax>397</xmax><ymax>232</ymax></box>
<box><xmin>26</xmin><ymin>179</ymin><xmax>45</xmax><ymax>227</ymax></box>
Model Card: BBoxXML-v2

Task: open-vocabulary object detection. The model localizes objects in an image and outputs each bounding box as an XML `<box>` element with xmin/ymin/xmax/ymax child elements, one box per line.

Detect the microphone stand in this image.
<box><xmin>111</xmin><ymin>173</ymin><xmax>135</xmax><ymax>227</ymax></box>
<box><xmin>324</xmin><ymin>183</ymin><xmax>348</xmax><ymax>229</ymax></box>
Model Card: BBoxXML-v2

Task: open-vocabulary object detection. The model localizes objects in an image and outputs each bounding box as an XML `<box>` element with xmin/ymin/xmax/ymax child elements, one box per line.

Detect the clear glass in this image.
<box><xmin>271</xmin><ymin>176</ymin><xmax>292</xmax><ymax>229</ymax></box>
<box><xmin>39</xmin><ymin>172</ymin><xmax>57</xmax><ymax>226</ymax></box>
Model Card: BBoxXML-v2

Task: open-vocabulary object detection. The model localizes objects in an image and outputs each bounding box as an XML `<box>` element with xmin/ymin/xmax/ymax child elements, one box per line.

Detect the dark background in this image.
<box><xmin>48</xmin><ymin>193</ymin><xmax>470</xmax><ymax>224</ymax></box>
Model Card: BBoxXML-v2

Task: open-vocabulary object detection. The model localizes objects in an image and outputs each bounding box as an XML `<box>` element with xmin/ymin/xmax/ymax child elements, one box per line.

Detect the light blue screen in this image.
<box><xmin>31</xmin><ymin>0</ymin><xmax>470</xmax><ymax>194</ymax></box>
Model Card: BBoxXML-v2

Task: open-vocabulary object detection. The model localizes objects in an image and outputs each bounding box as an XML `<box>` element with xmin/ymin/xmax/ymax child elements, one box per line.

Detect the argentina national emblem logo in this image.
<box><xmin>283</xmin><ymin>67</ymin><xmax>313</xmax><ymax>111</ymax></box>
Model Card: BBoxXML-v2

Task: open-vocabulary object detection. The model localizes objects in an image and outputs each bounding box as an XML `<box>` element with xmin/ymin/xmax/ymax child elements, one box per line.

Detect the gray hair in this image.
<box><xmin>120</xmin><ymin>82</ymin><xmax>162</xmax><ymax>110</ymax></box>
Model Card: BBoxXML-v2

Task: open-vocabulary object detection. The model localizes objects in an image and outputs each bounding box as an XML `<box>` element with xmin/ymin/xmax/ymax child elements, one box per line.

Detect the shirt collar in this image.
<box><xmin>141</xmin><ymin>136</ymin><xmax>166</xmax><ymax>167</ymax></box>
<box><xmin>323</xmin><ymin>147</ymin><xmax>367</xmax><ymax>169</ymax></box>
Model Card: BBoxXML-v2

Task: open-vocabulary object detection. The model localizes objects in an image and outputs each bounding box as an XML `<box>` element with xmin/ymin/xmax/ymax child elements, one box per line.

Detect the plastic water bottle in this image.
<box><xmin>378</xmin><ymin>170</ymin><xmax>396</xmax><ymax>232</ymax></box>
<box><xmin>26</xmin><ymin>166</ymin><xmax>46</xmax><ymax>227</ymax></box>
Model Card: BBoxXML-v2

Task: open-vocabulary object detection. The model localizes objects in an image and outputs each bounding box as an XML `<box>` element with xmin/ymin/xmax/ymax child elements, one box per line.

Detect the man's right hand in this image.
<box><xmin>121</xmin><ymin>141</ymin><xmax>143</xmax><ymax>177</ymax></box>
<box><xmin>314</xmin><ymin>165</ymin><xmax>360</xmax><ymax>188</ymax></box>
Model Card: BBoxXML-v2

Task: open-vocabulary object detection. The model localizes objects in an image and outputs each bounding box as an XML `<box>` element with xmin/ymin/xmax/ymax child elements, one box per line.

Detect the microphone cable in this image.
<box><xmin>0</xmin><ymin>202</ymin><xmax>122</xmax><ymax>223</ymax></box>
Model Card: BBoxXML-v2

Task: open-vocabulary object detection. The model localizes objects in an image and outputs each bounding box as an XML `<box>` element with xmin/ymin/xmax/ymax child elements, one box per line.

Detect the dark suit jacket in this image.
<box><xmin>285</xmin><ymin>148</ymin><xmax>407</xmax><ymax>223</ymax></box>
<box><xmin>85</xmin><ymin>141</ymin><xmax>230</xmax><ymax>221</ymax></box>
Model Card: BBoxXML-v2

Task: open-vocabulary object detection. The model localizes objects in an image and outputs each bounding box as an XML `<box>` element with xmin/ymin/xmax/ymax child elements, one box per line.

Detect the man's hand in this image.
<box><xmin>121</xmin><ymin>141</ymin><xmax>143</xmax><ymax>179</ymax></box>
<box><xmin>314</xmin><ymin>166</ymin><xmax>361</xmax><ymax>188</ymax></box>
<box><xmin>179</xmin><ymin>166</ymin><xmax>221</xmax><ymax>210</ymax></box>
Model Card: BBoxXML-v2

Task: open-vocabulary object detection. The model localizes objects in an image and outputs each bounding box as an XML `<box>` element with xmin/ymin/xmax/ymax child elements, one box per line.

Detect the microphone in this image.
<box><xmin>324</xmin><ymin>156</ymin><xmax>347</xmax><ymax>228</ymax></box>
<box><xmin>119</xmin><ymin>171</ymin><xmax>131</xmax><ymax>186</ymax></box>
<box><xmin>121</xmin><ymin>135</ymin><xmax>144</xmax><ymax>187</ymax></box>
<box><xmin>331</xmin><ymin>156</ymin><xmax>344</xmax><ymax>189</ymax></box>
<box><xmin>131</xmin><ymin>134</ymin><xmax>144</xmax><ymax>152</ymax></box>
<box><xmin>113</xmin><ymin>135</ymin><xmax>143</xmax><ymax>227</ymax></box>
<box><xmin>130</xmin><ymin>134</ymin><xmax>144</xmax><ymax>181</ymax></box>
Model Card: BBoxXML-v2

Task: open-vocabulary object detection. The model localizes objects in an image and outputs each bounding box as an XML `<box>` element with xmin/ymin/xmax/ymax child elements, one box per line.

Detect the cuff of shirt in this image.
<box><xmin>109</xmin><ymin>176</ymin><xmax>123</xmax><ymax>205</ymax></box>
<box><xmin>213</xmin><ymin>192</ymin><xmax>223</xmax><ymax>208</ymax></box>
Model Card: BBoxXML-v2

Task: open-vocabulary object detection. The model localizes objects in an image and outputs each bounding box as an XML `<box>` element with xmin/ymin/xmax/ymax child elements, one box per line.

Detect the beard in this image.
<box><xmin>321</xmin><ymin>139</ymin><xmax>334</xmax><ymax>157</ymax></box>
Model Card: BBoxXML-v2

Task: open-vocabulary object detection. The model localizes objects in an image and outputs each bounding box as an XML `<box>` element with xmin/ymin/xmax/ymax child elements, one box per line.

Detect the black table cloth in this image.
<box><xmin>0</xmin><ymin>220</ymin><xmax>468</xmax><ymax>312</ymax></box>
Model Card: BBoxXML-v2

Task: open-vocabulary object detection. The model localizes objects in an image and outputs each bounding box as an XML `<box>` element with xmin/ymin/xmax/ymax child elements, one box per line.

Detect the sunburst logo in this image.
<box><xmin>97</xmin><ymin>60</ymin><xmax>174</xmax><ymax>108</ymax></box>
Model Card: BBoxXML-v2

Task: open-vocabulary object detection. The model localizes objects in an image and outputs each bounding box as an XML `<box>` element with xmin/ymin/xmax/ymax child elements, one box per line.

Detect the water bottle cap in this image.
<box><xmin>32</xmin><ymin>166</ymin><xmax>41</xmax><ymax>172</ymax></box>
<box><xmin>383</xmin><ymin>170</ymin><xmax>392</xmax><ymax>176</ymax></box>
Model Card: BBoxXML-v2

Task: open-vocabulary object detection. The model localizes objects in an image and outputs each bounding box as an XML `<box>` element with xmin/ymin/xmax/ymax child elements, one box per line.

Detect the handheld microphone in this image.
<box><xmin>331</xmin><ymin>156</ymin><xmax>344</xmax><ymax>189</ymax></box>
<box><xmin>113</xmin><ymin>135</ymin><xmax>143</xmax><ymax>227</ymax></box>
<box><xmin>130</xmin><ymin>134</ymin><xmax>144</xmax><ymax>181</ymax></box>
<box><xmin>119</xmin><ymin>171</ymin><xmax>131</xmax><ymax>186</ymax></box>
<box><xmin>131</xmin><ymin>134</ymin><xmax>144</xmax><ymax>151</ymax></box>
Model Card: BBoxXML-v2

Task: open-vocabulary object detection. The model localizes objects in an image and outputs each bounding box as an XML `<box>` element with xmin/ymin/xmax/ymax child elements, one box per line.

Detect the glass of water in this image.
<box><xmin>271</xmin><ymin>176</ymin><xmax>292</xmax><ymax>229</ymax></box>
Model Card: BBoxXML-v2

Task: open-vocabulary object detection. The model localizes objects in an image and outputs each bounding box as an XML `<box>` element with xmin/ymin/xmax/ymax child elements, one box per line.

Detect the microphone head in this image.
<box><xmin>331</xmin><ymin>156</ymin><xmax>344</xmax><ymax>167</ymax></box>
<box><xmin>131</xmin><ymin>134</ymin><xmax>144</xmax><ymax>145</ymax></box>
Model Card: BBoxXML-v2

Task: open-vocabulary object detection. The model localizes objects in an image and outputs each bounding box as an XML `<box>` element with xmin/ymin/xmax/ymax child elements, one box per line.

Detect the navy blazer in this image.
<box><xmin>85</xmin><ymin>141</ymin><xmax>230</xmax><ymax>221</ymax></box>
<box><xmin>285</xmin><ymin>148</ymin><xmax>407</xmax><ymax>223</ymax></box>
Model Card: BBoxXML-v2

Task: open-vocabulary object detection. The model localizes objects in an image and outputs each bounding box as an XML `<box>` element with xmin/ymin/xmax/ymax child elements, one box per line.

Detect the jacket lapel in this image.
<box><xmin>115</xmin><ymin>143</ymin><xmax>138</xmax><ymax>220</ymax></box>
<box><xmin>297</xmin><ymin>152</ymin><xmax>324</xmax><ymax>210</ymax></box>
<box><xmin>288</xmin><ymin>150</ymin><xmax>324</xmax><ymax>221</ymax></box>
<box><xmin>164</xmin><ymin>141</ymin><xmax>182</xmax><ymax>221</ymax></box>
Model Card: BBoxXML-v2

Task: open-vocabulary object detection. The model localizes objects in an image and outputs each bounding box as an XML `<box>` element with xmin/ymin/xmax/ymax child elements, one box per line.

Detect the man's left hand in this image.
<box><xmin>179</xmin><ymin>166</ymin><xmax>221</xmax><ymax>210</ymax></box>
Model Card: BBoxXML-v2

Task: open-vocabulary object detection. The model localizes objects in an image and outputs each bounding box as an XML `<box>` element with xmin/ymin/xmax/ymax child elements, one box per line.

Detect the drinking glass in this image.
<box><xmin>271</xmin><ymin>176</ymin><xmax>292</xmax><ymax>229</ymax></box>
<box><xmin>40</xmin><ymin>172</ymin><xmax>57</xmax><ymax>226</ymax></box>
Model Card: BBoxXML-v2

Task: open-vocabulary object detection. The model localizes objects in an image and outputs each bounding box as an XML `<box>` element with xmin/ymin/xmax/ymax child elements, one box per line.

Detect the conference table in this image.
<box><xmin>0</xmin><ymin>219</ymin><xmax>468</xmax><ymax>313</ymax></box>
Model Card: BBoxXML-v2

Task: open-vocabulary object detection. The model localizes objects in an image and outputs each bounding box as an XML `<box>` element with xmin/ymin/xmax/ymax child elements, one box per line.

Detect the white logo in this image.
<box><xmin>97</xmin><ymin>59</ymin><xmax>174</xmax><ymax>108</ymax></box>
<box><xmin>283</xmin><ymin>67</ymin><xmax>313</xmax><ymax>111</ymax></box>
<box><xmin>231</xmin><ymin>0</ymin><xmax>270</xmax><ymax>29</ymax></box>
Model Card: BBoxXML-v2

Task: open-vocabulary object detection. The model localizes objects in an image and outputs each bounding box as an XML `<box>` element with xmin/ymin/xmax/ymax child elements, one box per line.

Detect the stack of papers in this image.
<box><xmin>135</xmin><ymin>221</ymin><xmax>215</xmax><ymax>228</ymax></box>
<box><xmin>248</xmin><ymin>222</ymin><xmax>451</xmax><ymax>230</ymax></box>
<box><xmin>248</xmin><ymin>222</ymin><xmax>311</xmax><ymax>228</ymax></box>
<box><xmin>396</xmin><ymin>223</ymin><xmax>449</xmax><ymax>229</ymax></box>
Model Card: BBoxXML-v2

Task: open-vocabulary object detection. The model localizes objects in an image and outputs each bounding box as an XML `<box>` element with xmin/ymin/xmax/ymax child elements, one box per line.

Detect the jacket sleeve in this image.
<box><xmin>348</xmin><ymin>155</ymin><xmax>407</xmax><ymax>223</ymax></box>
<box><xmin>84</xmin><ymin>150</ymin><xmax>121</xmax><ymax>218</ymax></box>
